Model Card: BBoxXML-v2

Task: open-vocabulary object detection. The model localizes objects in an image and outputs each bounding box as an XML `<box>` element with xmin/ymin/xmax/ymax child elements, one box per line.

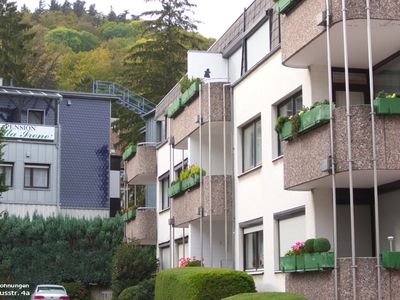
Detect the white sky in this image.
<box><xmin>16</xmin><ymin>0</ymin><xmax>255</xmax><ymax>39</ymax></box>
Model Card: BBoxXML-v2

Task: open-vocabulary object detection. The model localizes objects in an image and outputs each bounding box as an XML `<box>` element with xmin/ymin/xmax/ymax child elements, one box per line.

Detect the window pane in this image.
<box><xmin>28</xmin><ymin>110</ymin><xmax>44</xmax><ymax>124</ymax></box>
<box><xmin>255</xmin><ymin>120</ymin><xmax>262</xmax><ymax>166</ymax></box>
<box><xmin>162</xmin><ymin>178</ymin><xmax>169</xmax><ymax>209</ymax></box>
<box><xmin>0</xmin><ymin>165</ymin><xmax>12</xmax><ymax>186</ymax></box>
<box><xmin>295</xmin><ymin>95</ymin><xmax>303</xmax><ymax>113</ymax></box>
<box><xmin>33</xmin><ymin>168</ymin><xmax>48</xmax><ymax>187</ymax></box>
<box><xmin>258</xmin><ymin>232</ymin><xmax>264</xmax><ymax>269</ymax></box>
<box><xmin>24</xmin><ymin>168</ymin><xmax>31</xmax><ymax>187</ymax></box>
<box><xmin>279</xmin><ymin>214</ymin><xmax>306</xmax><ymax>257</ymax></box>
<box><xmin>246</xmin><ymin>21</ymin><xmax>270</xmax><ymax>70</ymax></box>
<box><xmin>243</xmin><ymin>125</ymin><xmax>254</xmax><ymax>171</ymax></box>
<box><xmin>160</xmin><ymin>247</ymin><xmax>171</xmax><ymax>270</ymax></box>
<box><xmin>245</xmin><ymin>233</ymin><xmax>256</xmax><ymax>270</ymax></box>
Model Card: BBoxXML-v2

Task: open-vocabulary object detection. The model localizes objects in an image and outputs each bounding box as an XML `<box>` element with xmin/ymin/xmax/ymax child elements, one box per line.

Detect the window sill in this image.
<box><xmin>24</xmin><ymin>188</ymin><xmax>50</xmax><ymax>191</ymax></box>
<box><xmin>272</xmin><ymin>155</ymin><xmax>283</xmax><ymax>163</ymax></box>
<box><xmin>159</xmin><ymin>208</ymin><xmax>170</xmax><ymax>215</ymax></box>
<box><xmin>245</xmin><ymin>270</ymin><xmax>264</xmax><ymax>276</ymax></box>
<box><xmin>238</xmin><ymin>164</ymin><xmax>262</xmax><ymax>178</ymax></box>
<box><xmin>156</xmin><ymin>140</ymin><xmax>168</xmax><ymax>150</ymax></box>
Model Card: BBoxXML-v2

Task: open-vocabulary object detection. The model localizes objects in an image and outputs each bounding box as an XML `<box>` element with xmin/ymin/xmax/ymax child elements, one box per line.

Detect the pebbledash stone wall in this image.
<box><xmin>170</xmin><ymin>82</ymin><xmax>231</xmax><ymax>146</ymax></box>
<box><xmin>281</xmin><ymin>0</ymin><xmax>400</xmax><ymax>63</ymax></box>
<box><xmin>284</xmin><ymin>105</ymin><xmax>400</xmax><ymax>189</ymax></box>
<box><xmin>125</xmin><ymin>145</ymin><xmax>157</xmax><ymax>185</ymax></box>
<box><xmin>286</xmin><ymin>257</ymin><xmax>400</xmax><ymax>300</ymax></box>
<box><xmin>172</xmin><ymin>175</ymin><xmax>232</xmax><ymax>227</ymax></box>
<box><xmin>125</xmin><ymin>208</ymin><xmax>157</xmax><ymax>245</ymax></box>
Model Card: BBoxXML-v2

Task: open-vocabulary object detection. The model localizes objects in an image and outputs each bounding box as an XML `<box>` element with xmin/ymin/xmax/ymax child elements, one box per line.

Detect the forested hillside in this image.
<box><xmin>0</xmin><ymin>0</ymin><xmax>214</xmax><ymax>147</ymax></box>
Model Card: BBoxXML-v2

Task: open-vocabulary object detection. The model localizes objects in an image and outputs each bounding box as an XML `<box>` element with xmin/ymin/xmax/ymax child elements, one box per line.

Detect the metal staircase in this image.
<box><xmin>93</xmin><ymin>80</ymin><xmax>156</xmax><ymax>115</ymax></box>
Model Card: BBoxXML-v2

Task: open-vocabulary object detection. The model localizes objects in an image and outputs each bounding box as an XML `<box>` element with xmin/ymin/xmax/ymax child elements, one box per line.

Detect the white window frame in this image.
<box><xmin>27</xmin><ymin>109</ymin><xmax>45</xmax><ymax>125</ymax></box>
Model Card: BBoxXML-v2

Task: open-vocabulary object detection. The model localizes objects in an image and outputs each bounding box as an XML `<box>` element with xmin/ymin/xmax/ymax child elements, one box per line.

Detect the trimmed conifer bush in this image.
<box><xmin>304</xmin><ymin>238</ymin><xmax>315</xmax><ymax>253</ymax></box>
<box><xmin>314</xmin><ymin>238</ymin><xmax>331</xmax><ymax>253</ymax></box>
<box><xmin>223</xmin><ymin>292</ymin><xmax>308</xmax><ymax>300</ymax></box>
<box><xmin>155</xmin><ymin>267</ymin><xmax>256</xmax><ymax>300</ymax></box>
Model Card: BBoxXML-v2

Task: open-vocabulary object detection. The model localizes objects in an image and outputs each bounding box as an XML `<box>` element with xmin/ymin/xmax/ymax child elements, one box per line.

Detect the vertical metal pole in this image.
<box><xmin>223</xmin><ymin>84</ymin><xmax>230</xmax><ymax>267</ymax></box>
<box><xmin>199</xmin><ymin>83</ymin><xmax>204</xmax><ymax>266</ymax></box>
<box><xmin>182</xmin><ymin>228</ymin><xmax>185</xmax><ymax>260</ymax></box>
<box><xmin>168</xmin><ymin>117</ymin><xmax>174</xmax><ymax>268</ymax></box>
<box><xmin>325</xmin><ymin>1</ymin><xmax>338</xmax><ymax>298</ymax></box>
<box><xmin>208</xmin><ymin>82</ymin><xmax>213</xmax><ymax>267</ymax></box>
<box><xmin>341</xmin><ymin>1</ymin><xmax>357</xmax><ymax>299</ymax></box>
<box><xmin>365</xmin><ymin>1</ymin><xmax>382</xmax><ymax>298</ymax></box>
<box><xmin>171</xmin><ymin>144</ymin><xmax>175</xmax><ymax>268</ymax></box>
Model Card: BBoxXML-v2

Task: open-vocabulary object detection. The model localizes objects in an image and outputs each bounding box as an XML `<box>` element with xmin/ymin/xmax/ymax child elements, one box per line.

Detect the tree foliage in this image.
<box><xmin>0</xmin><ymin>214</ymin><xmax>123</xmax><ymax>288</ymax></box>
<box><xmin>45</xmin><ymin>26</ymin><xmax>99</xmax><ymax>52</ymax></box>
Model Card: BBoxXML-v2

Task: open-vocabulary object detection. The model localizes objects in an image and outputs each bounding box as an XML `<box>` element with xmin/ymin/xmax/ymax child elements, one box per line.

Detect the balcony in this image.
<box><xmin>125</xmin><ymin>143</ymin><xmax>157</xmax><ymax>185</ymax></box>
<box><xmin>284</xmin><ymin>105</ymin><xmax>400</xmax><ymax>190</ymax></box>
<box><xmin>286</xmin><ymin>257</ymin><xmax>399</xmax><ymax>299</ymax></box>
<box><xmin>171</xmin><ymin>175</ymin><xmax>232</xmax><ymax>227</ymax></box>
<box><xmin>169</xmin><ymin>82</ymin><xmax>231</xmax><ymax>149</ymax></box>
<box><xmin>280</xmin><ymin>0</ymin><xmax>400</xmax><ymax>68</ymax></box>
<box><xmin>125</xmin><ymin>207</ymin><xmax>157</xmax><ymax>245</ymax></box>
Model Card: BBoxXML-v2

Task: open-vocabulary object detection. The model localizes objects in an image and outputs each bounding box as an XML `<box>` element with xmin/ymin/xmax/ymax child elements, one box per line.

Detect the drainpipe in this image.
<box><xmin>223</xmin><ymin>83</ymin><xmax>231</xmax><ymax>267</ymax></box>
<box><xmin>230</xmin><ymin>85</ymin><xmax>235</xmax><ymax>269</ymax></box>
<box><xmin>325</xmin><ymin>2</ymin><xmax>338</xmax><ymax>299</ymax></box>
<box><xmin>365</xmin><ymin>0</ymin><xmax>382</xmax><ymax>298</ymax></box>
<box><xmin>56</xmin><ymin>94</ymin><xmax>63</xmax><ymax>216</ymax></box>
<box><xmin>208</xmin><ymin>82</ymin><xmax>213</xmax><ymax>267</ymax></box>
<box><xmin>199</xmin><ymin>83</ymin><xmax>204</xmax><ymax>266</ymax></box>
<box><xmin>168</xmin><ymin>117</ymin><xmax>174</xmax><ymax>268</ymax></box>
<box><xmin>341</xmin><ymin>1</ymin><xmax>357</xmax><ymax>299</ymax></box>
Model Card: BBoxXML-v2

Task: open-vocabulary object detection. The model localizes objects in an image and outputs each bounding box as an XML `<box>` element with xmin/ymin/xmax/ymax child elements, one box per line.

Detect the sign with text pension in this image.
<box><xmin>0</xmin><ymin>123</ymin><xmax>55</xmax><ymax>141</ymax></box>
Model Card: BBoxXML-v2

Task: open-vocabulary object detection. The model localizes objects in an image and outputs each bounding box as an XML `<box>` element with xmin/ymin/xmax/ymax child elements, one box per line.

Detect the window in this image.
<box><xmin>245</xmin><ymin>20</ymin><xmax>270</xmax><ymax>71</ymax></box>
<box><xmin>161</xmin><ymin>176</ymin><xmax>170</xmax><ymax>210</ymax></box>
<box><xmin>277</xmin><ymin>92</ymin><xmax>303</xmax><ymax>156</ymax></box>
<box><xmin>242</xmin><ymin>118</ymin><xmax>261</xmax><ymax>172</ymax></box>
<box><xmin>27</xmin><ymin>110</ymin><xmax>44</xmax><ymax>125</ymax></box>
<box><xmin>0</xmin><ymin>163</ymin><xmax>13</xmax><ymax>187</ymax></box>
<box><xmin>374</xmin><ymin>54</ymin><xmax>400</xmax><ymax>95</ymax></box>
<box><xmin>332</xmin><ymin>70</ymin><xmax>369</xmax><ymax>107</ymax></box>
<box><xmin>160</xmin><ymin>245</ymin><xmax>171</xmax><ymax>270</ymax></box>
<box><xmin>176</xmin><ymin>237</ymin><xmax>189</xmax><ymax>266</ymax></box>
<box><xmin>244</xmin><ymin>228</ymin><xmax>264</xmax><ymax>271</ymax></box>
<box><xmin>156</xmin><ymin>118</ymin><xmax>167</xmax><ymax>143</ymax></box>
<box><xmin>24</xmin><ymin>164</ymin><xmax>49</xmax><ymax>188</ymax></box>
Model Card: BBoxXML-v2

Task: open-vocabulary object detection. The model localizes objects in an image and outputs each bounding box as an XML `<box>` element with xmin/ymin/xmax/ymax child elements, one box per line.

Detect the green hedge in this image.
<box><xmin>118</xmin><ymin>278</ymin><xmax>155</xmax><ymax>300</ymax></box>
<box><xmin>155</xmin><ymin>267</ymin><xmax>256</xmax><ymax>300</ymax></box>
<box><xmin>0</xmin><ymin>214</ymin><xmax>123</xmax><ymax>289</ymax></box>
<box><xmin>223</xmin><ymin>292</ymin><xmax>308</xmax><ymax>300</ymax></box>
<box><xmin>61</xmin><ymin>282</ymin><xmax>90</xmax><ymax>300</ymax></box>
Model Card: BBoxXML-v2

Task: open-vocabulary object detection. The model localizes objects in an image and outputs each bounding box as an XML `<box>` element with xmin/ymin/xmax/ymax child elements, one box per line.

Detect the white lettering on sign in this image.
<box><xmin>0</xmin><ymin>123</ymin><xmax>55</xmax><ymax>141</ymax></box>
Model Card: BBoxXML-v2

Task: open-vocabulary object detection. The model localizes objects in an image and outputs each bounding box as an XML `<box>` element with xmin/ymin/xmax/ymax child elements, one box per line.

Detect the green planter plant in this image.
<box><xmin>168</xmin><ymin>181</ymin><xmax>182</xmax><ymax>198</ymax></box>
<box><xmin>382</xmin><ymin>251</ymin><xmax>400</xmax><ymax>269</ymax></box>
<box><xmin>280</xmin><ymin>256</ymin><xmax>296</xmax><ymax>272</ymax></box>
<box><xmin>180</xmin><ymin>81</ymin><xmax>200</xmax><ymax>106</ymax></box>
<box><xmin>273</xmin><ymin>0</ymin><xmax>301</xmax><ymax>14</ymax></box>
<box><xmin>127</xmin><ymin>208</ymin><xmax>137</xmax><ymax>220</ymax></box>
<box><xmin>374</xmin><ymin>97</ymin><xmax>400</xmax><ymax>115</ymax></box>
<box><xmin>300</xmin><ymin>104</ymin><xmax>331</xmax><ymax>133</ymax></box>
<box><xmin>122</xmin><ymin>144</ymin><xmax>136</xmax><ymax>161</ymax></box>
<box><xmin>181</xmin><ymin>173</ymin><xmax>201</xmax><ymax>191</ymax></box>
<box><xmin>167</xmin><ymin>98</ymin><xmax>183</xmax><ymax>118</ymax></box>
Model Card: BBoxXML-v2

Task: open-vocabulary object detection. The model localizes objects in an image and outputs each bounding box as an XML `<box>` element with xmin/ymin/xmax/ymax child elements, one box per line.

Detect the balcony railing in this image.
<box><xmin>283</xmin><ymin>105</ymin><xmax>400</xmax><ymax>190</ymax></box>
<box><xmin>125</xmin><ymin>143</ymin><xmax>157</xmax><ymax>185</ymax></box>
<box><xmin>125</xmin><ymin>207</ymin><xmax>157</xmax><ymax>245</ymax></box>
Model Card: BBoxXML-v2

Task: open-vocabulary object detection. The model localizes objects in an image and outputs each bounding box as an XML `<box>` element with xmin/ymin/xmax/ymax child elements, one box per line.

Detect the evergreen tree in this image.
<box><xmin>72</xmin><ymin>0</ymin><xmax>85</xmax><ymax>18</ymax></box>
<box><xmin>61</xmin><ymin>0</ymin><xmax>72</xmax><ymax>14</ymax></box>
<box><xmin>0</xmin><ymin>0</ymin><xmax>32</xmax><ymax>86</ymax></box>
<box><xmin>107</xmin><ymin>6</ymin><xmax>117</xmax><ymax>22</ymax></box>
<box><xmin>49</xmin><ymin>0</ymin><xmax>61</xmax><ymax>11</ymax></box>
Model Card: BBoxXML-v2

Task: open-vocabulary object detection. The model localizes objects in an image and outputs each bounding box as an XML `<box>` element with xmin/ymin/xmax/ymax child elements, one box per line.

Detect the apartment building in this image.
<box><xmin>0</xmin><ymin>86</ymin><xmax>118</xmax><ymax>218</ymax></box>
<box><xmin>122</xmin><ymin>0</ymin><xmax>400</xmax><ymax>298</ymax></box>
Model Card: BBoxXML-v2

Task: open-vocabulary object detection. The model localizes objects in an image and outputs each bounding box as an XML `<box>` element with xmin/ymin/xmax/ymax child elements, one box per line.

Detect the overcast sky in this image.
<box><xmin>15</xmin><ymin>0</ymin><xmax>254</xmax><ymax>39</ymax></box>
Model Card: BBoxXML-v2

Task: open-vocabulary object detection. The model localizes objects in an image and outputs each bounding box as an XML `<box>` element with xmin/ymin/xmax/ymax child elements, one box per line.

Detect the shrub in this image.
<box><xmin>304</xmin><ymin>239</ymin><xmax>315</xmax><ymax>253</ymax></box>
<box><xmin>223</xmin><ymin>292</ymin><xmax>308</xmax><ymax>300</ymax></box>
<box><xmin>61</xmin><ymin>282</ymin><xmax>89</xmax><ymax>300</ymax></box>
<box><xmin>118</xmin><ymin>278</ymin><xmax>155</xmax><ymax>300</ymax></box>
<box><xmin>314</xmin><ymin>238</ymin><xmax>331</xmax><ymax>253</ymax></box>
<box><xmin>111</xmin><ymin>243</ymin><xmax>157</xmax><ymax>299</ymax></box>
<box><xmin>155</xmin><ymin>267</ymin><xmax>256</xmax><ymax>300</ymax></box>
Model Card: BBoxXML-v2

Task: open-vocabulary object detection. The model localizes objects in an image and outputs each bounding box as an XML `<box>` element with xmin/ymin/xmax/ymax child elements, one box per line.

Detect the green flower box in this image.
<box><xmin>280</xmin><ymin>120</ymin><xmax>293</xmax><ymax>141</ymax></box>
<box><xmin>122</xmin><ymin>144</ymin><xmax>136</xmax><ymax>161</ymax></box>
<box><xmin>127</xmin><ymin>208</ymin><xmax>137</xmax><ymax>220</ymax></box>
<box><xmin>318</xmin><ymin>252</ymin><xmax>335</xmax><ymax>269</ymax></box>
<box><xmin>304</xmin><ymin>253</ymin><xmax>319</xmax><ymax>271</ymax></box>
<box><xmin>299</xmin><ymin>104</ymin><xmax>331</xmax><ymax>133</ymax></box>
<box><xmin>382</xmin><ymin>251</ymin><xmax>400</xmax><ymax>269</ymax></box>
<box><xmin>167</xmin><ymin>98</ymin><xmax>183</xmax><ymax>118</ymax></box>
<box><xmin>180</xmin><ymin>81</ymin><xmax>200</xmax><ymax>106</ymax></box>
<box><xmin>374</xmin><ymin>97</ymin><xmax>400</xmax><ymax>115</ymax></box>
<box><xmin>122</xmin><ymin>212</ymin><xmax>128</xmax><ymax>222</ymax></box>
<box><xmin>296</xmin><ymin>255</ymin><xmax>305</xmax><ymax>272</ymax></box>
<box><xmin>280</xmin><ymin>256</ymin><xmax>296</xmax><ymax>272</ymax></box>
<box><xmin>168</xmin><ymin>181</ymin><xmax>182</xmax><ymax>198</ymax></box>
<box><xmin>275</xmin><ymin>0</ymin><xmax>301</xmax><ymax>14</ymax></box>
<box><xmin>181</xmin><ymin>173</ymin><xmax>201</xmax><ymax>191</ymax></box>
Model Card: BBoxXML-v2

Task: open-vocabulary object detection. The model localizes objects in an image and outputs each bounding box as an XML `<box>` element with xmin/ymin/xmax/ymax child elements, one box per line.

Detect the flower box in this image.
<box><xmin>122</xmin><ymin>212</ymin><xmax>128</xmax><ymax>222</ymax></box>
<box><xmin>168</xmin><ymin>181</ymin><xmax>182</xmax><ymax>198</ymax></box>
<box><xmin>280</xmin><ymin>120</ymin><xmax>293</xmax><ymax>141</ymax></box>
<box><xmin>280</xmin><ymin>256</ymin><xmax>296</xmax><ymax>272</ymax></box>
<box><xmin>318</xmin><ymin>252</ymin><xmax>335</xmax><ymax>269</ymax></box>
<box><xmin>304</xmin><ymin>253</ymin><xmax>319</xmax><ymax>271</ymax></box>
<box><xmin>382</xmin><ymin>251</ymin><xmax>400</xmax><ymax>269</ymax></box>
<box><xmin>181</xmin><ymin>173</ymin><xmax>201</xmax><ymax>191</ymax></box>
<box><xmin>275</xmin><ymin>0</ymin><xmax>301</xmax><ymax>14</ymax></box>
<box><xmin>127</xmin><ymin>208</ymin><xmax>137</xmax><ymax>220</ymax></box>
<box><xmin>300</xmin><ymin>104</ymin><xmax>331</xmax><ymax>133</ymax></box>
<box><xmin>167</xmin><ymin>98</ymin><xmax>183</xmax><ymax>118</ymax></box>
<box><xmin>374</xmin><ymin>97</ymin><xmax>400</xmax><ymax>115</ymax></box>
<box><xmin>122</xmin><ymin>144</ymin><xmax>136</xmax><ymax>161</ymax></box>
<box><xmin>180</xmin><ymin>81</ymin><xmax>200</xmax><ymax>106</ymax></box>
<box><xmin>296</xmin><ymin>255</ymin><xmax>305</xmax><ymax>271</ymax></box>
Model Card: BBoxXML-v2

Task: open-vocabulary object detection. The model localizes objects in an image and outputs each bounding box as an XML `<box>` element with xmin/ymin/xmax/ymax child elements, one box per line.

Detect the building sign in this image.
<box><xmin>0</xmin><ymin>123</ymin><xmax>55</xmax><ymax>141</ymax></box>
